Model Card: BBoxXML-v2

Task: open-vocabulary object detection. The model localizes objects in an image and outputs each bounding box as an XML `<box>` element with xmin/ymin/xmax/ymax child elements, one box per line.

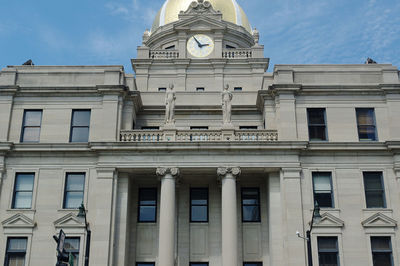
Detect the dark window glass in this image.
<box><xmin>190</xmin><ymin>188</ymin><xmax>208</xmax><ymax>222</ymax></box>
<box><xmin>313</xmin><ymin>172</ymin><xmax>334</xmax><ymax>208</ymax></box>
<box><xmin>70</xmin><ymin>110</ymin><xmax>91</xmax><ymax>142</ymax></box>
<box><xmin>5</xmin><ymin>238</ymin><xmax>27</xmax><ymax>266</ymax></box>
<box><xmin>364</xmin><ymin>172</ymin><xmax>386</xmax><ymax>208</ymax></box>
<box><xmin>196</xmin><ymin>87</ymin><xmax>205</xmax><ymax>91</ymax></box>
<box><xmin>318</xmin><ymin>237</ymin><xmax>339</xmax><ymax>266</ymax></box>
<box><xmin>165</xmin><ymin>45</ymin><xmax>175</xmax><ymax>50</ymax></box>
<box><xmin>241</xmin><ymin>188</ymin><xmax>261</xmax><ymax>222</ymax></box>
<box><xmin>191</xmin><ymin>263</ymin><xmax>209</xmax><ymax>266</ymax></box>
<box><xmin>239</xmin><ymin>126</ymin><xmax>258</xmax><ymax>130</ymax></box>
<box><xmin>190</xmin><ymin>127</ymin><xmax>209</xmax><ymax>130</ymax></box>
<box><xmin>12</xmin><ymin>173</ymin><xmax>34</xmax><ymax>209</ymax></box>
<box><xmin>141</xmin><ymin>127</ymin><xmax>160</xmax><ymax>130</ymax></box>
<box><xmin>65</xmin><ymin>237</ymin><xmax>80</xmax><ymax>266</ymax></box>
<box><xmin>21</xmin><ymin>110</ymin><xmax>42</xmax><ymax>142</ymax></box>
<box><xmin>243</xmin><ymin>263</ymin><xmax>262</xmax><ymax>266</ymax></box>
<box><xmin>371</xmin><ymin>237</ymin><xmax>393</xmax><ymax>266</ymax></box>
<box><xmin>356</xmin><ymin>108</ymin><xmax>377</xmax><ymax>141</ymax></box>
<box><xmin>158</xmin><ymin>88</ymin><xmax>166</xmax><ymax>92</ymax></box>
<box><xmin>234</xmin><ymin>87</ymin><xmax>243</xmax><ymax>91</ymax></box>
<box><xmin>137</xmin><ymin>263</ymin><xmax>155</xmax><ymax>266</ymax></box>
<box><xmin>138</xmin><ymin>188</ymin><xmax>157</xmax><ymax>222</ymax></box>
<box><xmin>307</xmin><ymin>108</ymin><xmax>327</xmax><ymax>141</ymax></box>
<box><xmin>226</xmin><ymin>44</ymin><xmax>236</xmax><ymax>49</ymax></box>
<box><xmin>63</xmin><ymin>173</ymin><xmax>85</xmax><ymax>209</ymax></box>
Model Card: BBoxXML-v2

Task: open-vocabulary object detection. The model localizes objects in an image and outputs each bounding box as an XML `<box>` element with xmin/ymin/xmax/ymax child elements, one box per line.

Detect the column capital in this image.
<box><xmin>156</xmin><ymin>167</ymin><xmax>180</xmax><ymax>178</ymax></box>
<box><xmin>217</xmin><ymin>167</ymin><xmax>241</xmax><ymax>178</ymax></box>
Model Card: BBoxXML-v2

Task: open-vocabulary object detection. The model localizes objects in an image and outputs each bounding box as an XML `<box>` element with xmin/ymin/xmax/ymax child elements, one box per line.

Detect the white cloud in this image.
<box><xmin>105</xmin><ymin>3</ymin><xmax>129</xmax><ymax>15</ymax></box>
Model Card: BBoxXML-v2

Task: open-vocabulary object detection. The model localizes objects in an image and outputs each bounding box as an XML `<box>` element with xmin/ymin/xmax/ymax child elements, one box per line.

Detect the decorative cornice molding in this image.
<box><xmin>314</xmin><ymin>213</ymin><xmax>344</xmax><ymax>228</ymax></box>
<box><xmin>54</xmin><ymin>212</ymin><xmax>85</xmax><ymax>229</ymax></box>
<box><xmin>217</xmin><ymin>167</ymin><xmax>241</xmax><ymax>179</ymax></box>
<box><xmin>156</xmin><ymin>167</ymin><xmax>180</xmax><ymax>178</ymax></box>
<box><xmin>362</xmin><ymin>212</ymin><xmax>397</xmax><ymax>228</ymax></box>
<box><xmin>2</xmin><ymin>213</ymin><xmax>36</xmax><ymax>229</ymax></box>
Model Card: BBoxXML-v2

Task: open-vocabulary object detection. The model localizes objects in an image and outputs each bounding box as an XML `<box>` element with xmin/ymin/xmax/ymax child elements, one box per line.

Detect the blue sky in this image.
<box><xmin>0</xmin><ymin>0</ymin><xmax>399</xmax><ymax>73</ymax></box>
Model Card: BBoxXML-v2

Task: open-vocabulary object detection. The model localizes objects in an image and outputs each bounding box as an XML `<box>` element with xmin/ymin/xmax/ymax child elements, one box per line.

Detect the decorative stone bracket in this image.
<box><xmin>217</xmin><ymin>167</ymin><xmax>241</xmax><ymax>179</ymax></box>
<box><xmin>156</xmin><ymin>167</ymin><xmax>180</xmax><ymax>179</ymax></box>
<box><xmin>181</xmin><ymin>0</ymin><xmax>221</xmax><ymax>15</ymax></box>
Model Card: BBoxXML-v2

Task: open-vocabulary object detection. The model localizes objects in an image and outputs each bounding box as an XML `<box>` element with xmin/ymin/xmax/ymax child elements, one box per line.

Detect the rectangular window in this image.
<box><xmin>364</xmin><ymin>172</ymin><xmax>386</xmax><ymax>208</ymax></box>
<box><xmin>190</xmin><ymin>188</ymin><xmax>208</xmax><ymax>222</ymax></box>
<box><xmin>63</xmin><ymin>173</ymin><xmax>85</xmax><ymax>209</ymax></box>
<box><xmin>4</xmin><ymin>238</ymin><xmax>27</xmax><ymax>266</ymax></box>
<box><xmin>158</xmin><ymin>87</ymin><xmax>166</xmax><ymax>92</ymax></box>
<box><xmin>307</xmin><ymin>108</ymin><xmax>327</xmax><ymax>141</ymax></box>
<box><xmin>241</xmin><ymin>188</ymin><xmax>261</xmax><ymax>222</ymax></box>
<box><xmin>21</xmin><ymin>110</ymin><xmax>42</xmax><ymax>143</ymax></box>
<box><xmin>371</xmin><ymin>237</ymin><xmax>393</xmax><ymax>266</ymax></box>
<box><xmin>318</xmin><ymin>237</ymin><xmax>339</xmax><ymax>266</ymax></box>
<box><xmin>70</xmin><ymin>110</ymin><xmax>91</xmax><ymax>143</ymax></box>
<box><xmin>190</xmin><ymin>263</ymin><xmax>209</xmax><ymax>266</ymax></box>
<box><xmin>356</xmin><ymin>108</ymin><xmax>377</xmax><ymax>141</ymax></box>
<box><xmin>12</xmin><ymin>173</ymin><xmax>35</xmax><ymax>209</ymax></box>
<box><xmin>196</xmin><ymin>87</ymin><xmax>205</xmax><ymax>91</ymax></box>
<box><xmin>239</xmin><ymin>126</ymin><xmax>258</xmax><ymax>130</ymax></box>
<box><xmin>141</xmin><ymin>127</ymin><xmax>160</xmax><ymax>130</ymax></box>
<box><xmin>234</xmin><ymin>87</ymin><xmax>243</xmax><ymax>91</ymax></box>
<box><xmin>138</xmin><ymin>188</ymin><xmax>157</xmax><ymax>222</ymax></box>
<box><xmin>64</xmin><ymin>237</ymin><xmax>80</xmax><ymax>266</ymax></box>
<box><xmin>313</xmin><ymin>172</ymin><xmax>334</xmax><ymax>208</ymax></box>
<box><xmin>190</xmin><ymin>126</ymin><xmax>209</xmax><ymax>130</ymax></box>
<box><xmin>137</xmin><ymin>263</ymin><xmax>155</xmax><ymax>266</ymax></box>
<box><xmin>243</xmin><ymin>263</ymin><xmax>262</xmax><ymax>266</ymax></box>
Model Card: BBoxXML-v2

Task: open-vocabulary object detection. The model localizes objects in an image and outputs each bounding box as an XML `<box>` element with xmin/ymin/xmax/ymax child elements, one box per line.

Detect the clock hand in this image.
<box><xmin>200</xmin><ymin>43</ymin><xmax>210</xmax><ymax>47</ymax></box>
<box><xmin>193</xmin><ymin>36</ymin><xmax>202</xmax><ymax>47</ymax></box>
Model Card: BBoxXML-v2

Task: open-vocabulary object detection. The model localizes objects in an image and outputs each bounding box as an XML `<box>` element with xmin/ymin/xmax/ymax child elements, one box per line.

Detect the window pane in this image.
<box><xmin>191</xmin><ymin>206</ymin><xmax>207</xmax><ymax>222</ymax></box>
<box><xmin>191</xmin><ymin>188</ymin><xmax>208</xmax><ymax>205</ymax></box>
<box><xmin>22</xmin><ymin>127</ymin><xmax>41</xmax><ymax>142</ymax></box>
<box><xmin>243</xmin><ymin>263</ymin><xmax>262</xmax><ymax>266</ymax></box>
<box><xmin>314</xmin><ymin>193</ymin><xmax>333</xmax><ymax>208</ymax></box>
<box><xmin>318</xmin><ymin>253</ymin><xmax>338</xmax><ymax>266</ymax></box>
<box><xmin>24</xmin><ymin>111</ymin><xmax>42</xmax><ymax>126</ymax></box>
<box><xmin>358</xmin><ymin>126</ymin><xmax>376</xmax><ymax>140</ymax></box>
<box><xmin>15</xmin><ymin>174</ymin><xmax>34</xmax><ymax>191</ymax></box>
<box><xmin>13</xmin><ymin>192</ymin><xmax>33</xmax><ymax>209</ymax></box>
<box><xmin>242</xmin><ymin>189</ymin><xmax>259</xmax><ymax>205</ymax></box>
<box><xmin>190</xmin><ymin>263</ymin><xmax>208</xmax><ymax>266</ymax></box>
<box><xmin>8</xmin><ymin>256</ymin><xmax>25</xmax><ymax>266</ymax></box>
<box><xmin>65</xmin><ymin>238</ymin><xmax>80</xmax><ymax>252</ymax></box>
<box><xmin>8</xmin><ymin>238</ymin><xmax>27</xmax><ymax>251</ymax></box>
<box><xmin>309</xmin><ymin>126</ymin><xmax>326</xmax><ymax>140</ymax></box>
<box><xmin>243</xmin><ymin>205</ymin><xmax>260</xmax><ymax>222</ymax></box>
<box><xmin>314</xmin><ymin>175</ymin><xmax>332</xmax><ymax>191</ymax></box>
<box><xmin>371</xmin><ymin>237</ymin><xmax>391</xmax><ymax>251</ymax></box>
<box><xmin>372</xmin><ymin>253</ymin><xmax>392</xmax><ymax>266</ymax></box>
<box><xmin>139</xmin><ymin>189</ymin><xmax>157</xmax><ymax>205</ymax></box>
<box><xmin>71</xmin><ymin>127</ymin><xmax>89</xmax><ymax>142</ymax></box>
<box><xmin>72</xmin><ymin>111</ymin><xmax>91</xmax><ymax>126</ymax></box>
<box><xmin>64</xmin><ymin>192</ymin><xmax>84</xmax><ymax>209</ymax></box>
<box><xmin>308</xmin><ymin>109</ymin><xmax>325</xmax><ymax>124</ymax></box>
<box><xmin>137</xmin><ymin>263</ymin><xmax>155</xmax><ymax>266</ymax></box>
<box><xmin>139</xmin><ymin>206</ymin><xmax>156</xmax><ymax>222</ymax></box>
<box><xmin>366</xmin><ymin>191</ymin><xmax>385</xmax><ymax>208</ymax></box>
<box><xmin>357</xmin><ymin>109</ymin><xmax>375</xmax><ymax>125</ymax></box>
<box><xmin>318</xmin><ymin>237</ymin><xmax>338</xmax><ymax>251</ymax></box>
<box><xmin>364</xmin><ymin>173</ymin><xmax>383</xmax><ymax>190</ymax></box>
<box><xmin>66</xmin><ymin>174</ymin><xmax>85</xmax><ymax>191</ymax></box>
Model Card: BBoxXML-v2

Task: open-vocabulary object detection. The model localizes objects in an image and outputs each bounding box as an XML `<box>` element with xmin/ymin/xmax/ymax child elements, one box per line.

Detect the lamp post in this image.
<box><xmin>77</xmin><ymin>203</ymin><xmax>91</xmax><ymax>266</ymax></box>
<box><xmin>298</xmin><ymin>202</ymin><xmax>322</xmax><ymax>266</ymax></box>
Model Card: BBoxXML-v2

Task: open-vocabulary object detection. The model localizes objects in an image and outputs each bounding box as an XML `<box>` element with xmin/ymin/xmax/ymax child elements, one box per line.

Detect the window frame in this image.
<box><xmin>69</xmin><ymin>109</ymin><xmax>91</xmax><ymax>143</ymax></box>
<box><xmin>136</xmin><ymin>262</ymin><xmax>155</xmax><ymax>266</ymax></box>
<box><xmin>363</xmin><ymin>171</ymin><xmax>386</xmax><ymax>209</ymax></box>
<box><xmin>137</xmin><ymin>188</ymin><xmax>158</xmax><ymax>223</ymax></box>
<box><xmin>234</xmin><ymin>87</ymin><xmax>243</xmax><ymax>91</ymax></box>
<box><xmin>370</xmin><ymin>236</ymin><xmax>394</xmax><ymax>266</ymax></box>
<box><xmin>4</xmin><ymin>237</ymin><xmax>28</xmax><ymax>266</ymax></box>
<box><xmin>20</xmin><ymin>109</ymin><xmax>43</xmax><ymax>143</ymax></box>
<box><xmin>241</xmin><ymin>187</ymin><xmax>261</xmax><ymax>223</ymax></box>
<box><xmin>312</xmin><ymin>172</ymin><xmax>335</xmax><ymax>208</ymax></box>
<box><xmin>307</xmin><ymin>108</ymin><xmax>328</xmax><ymax>141</ymax></box>
<box><xmin>190</xmin><ymin>188</ymin><xmax>209</xmax><ymax>223</ymax></box>
<box><xmin>356</xmin><ymin>108</ymin><xmax>377</xmax><ymax>141</ymax></box>
<box><xmin>243</xmin><ymin>262</ymin><xmax>263</xmax><ymax>266</ymax></box>
<box><xmin>190</xmin><ymin>263</ymin><xmax>209</xmax><ymax>266</ymax></box>
<box><xmin>63</xmin><ymin>173</ymin><xmax>86</xmax><ymax>209</ymax></box>
<box><xmin>12</xmin><ymin>173</ymin><xmax>35</xmax><ymax>209</ymax></box>
<box><xmin>64</xmin><ymin>237</ymin><xmax>81</xmax><ymax>266</ymax></box>
<box><xmin>158</xmin><ymin>87</ymin><xmax>166</xmax><ymax>92</ymax></box>
<box><xmin>317</xmin><ymin>236</ymin><xmax>340</xmax><ymax>266</ymax></box>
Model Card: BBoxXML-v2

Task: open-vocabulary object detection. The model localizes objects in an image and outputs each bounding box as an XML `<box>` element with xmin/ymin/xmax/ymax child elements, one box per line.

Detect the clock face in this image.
<box><xmin>187</xmin><ymin>34</ymin><xmax>214</xmax><ymax>58</ymax></box>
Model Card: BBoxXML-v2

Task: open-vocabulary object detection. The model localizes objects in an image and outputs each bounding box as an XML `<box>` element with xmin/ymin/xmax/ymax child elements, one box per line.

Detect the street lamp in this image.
<box><xmin>77</xmin><ymin>203</ymin><xmax>91</xmax><ymax>266</ymax></box>
<box><xmin>297</xmin><ymin>202</ymin><xmax>322</xmax><ymax>266</ymax></box>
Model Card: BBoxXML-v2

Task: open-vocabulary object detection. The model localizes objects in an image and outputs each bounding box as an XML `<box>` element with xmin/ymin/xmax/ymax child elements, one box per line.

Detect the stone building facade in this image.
<box><xmin>0</xmin><ymin>0</ymin><xmax>400</xmax><ymax>265</ymax></box>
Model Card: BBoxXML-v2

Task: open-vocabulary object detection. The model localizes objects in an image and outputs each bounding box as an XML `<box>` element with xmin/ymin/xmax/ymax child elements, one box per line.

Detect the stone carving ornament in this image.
<box><xmin>221</xmin><ymin>84</ymin><xmax>233</xmax><ymax>125</ymax></box>
<box><xmin>156</xmin><ymin>167</ymin><xmax>180</xmax><ymax>178</ymax></box>
<box><xmin>217</xmin><ymin>167</ymin><xmax>241</xmax><ymax>178</ymax></box>
<box><xmin>165</xmin><ymin>84</ymin><xmax>176</xmax><ymax>125</ymax></box>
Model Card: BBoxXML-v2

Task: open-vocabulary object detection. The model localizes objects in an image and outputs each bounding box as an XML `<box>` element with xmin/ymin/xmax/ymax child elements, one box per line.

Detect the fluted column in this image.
<box><xmin>217</xmin><ymin>167</ymin><xmax>241</xmax><ymax>266</ymax></box>
<box><xmin>156</xmin><ymin>167</ymin><xmax>180</xmax><ymax>266</ymax></box>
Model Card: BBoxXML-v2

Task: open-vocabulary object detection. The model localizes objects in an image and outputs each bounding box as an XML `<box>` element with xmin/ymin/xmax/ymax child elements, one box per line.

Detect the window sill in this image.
<box><xmin>6</xmin><ymin>209</ymin><xmax>36</xmax><ymax>213</ymax></box>
<box><xmin>362</xmin><ymin>208</ymin><xmax>392</xmax><ymax>212</ymax></box>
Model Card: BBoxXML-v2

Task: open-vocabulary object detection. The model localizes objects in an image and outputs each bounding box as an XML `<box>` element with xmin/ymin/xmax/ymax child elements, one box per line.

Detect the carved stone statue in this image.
<box><xmin>221</xmin><ymin>84</ymin><xmax>233</xmax><ymax>125</ymax></box>
<box><xmin>165</xmin><ymin>83</ymin><xmax>176</xmax><ymax>125</ymax></box>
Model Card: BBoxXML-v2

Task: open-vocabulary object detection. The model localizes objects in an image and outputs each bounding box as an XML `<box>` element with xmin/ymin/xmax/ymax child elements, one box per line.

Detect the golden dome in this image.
<box><xmin>151</xmin><ymin>0</ymin><xmax>252</xmax><ymax>34</ymax></box>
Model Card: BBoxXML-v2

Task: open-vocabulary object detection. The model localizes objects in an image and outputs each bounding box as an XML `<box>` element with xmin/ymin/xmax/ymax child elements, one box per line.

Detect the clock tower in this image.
<box><xmin>132</xmin><ymin>0</ymin><xmax>269</xmax><ymax>92</ymax></box>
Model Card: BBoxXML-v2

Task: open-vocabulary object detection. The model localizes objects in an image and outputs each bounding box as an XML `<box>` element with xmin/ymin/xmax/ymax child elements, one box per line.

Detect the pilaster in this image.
<box><xmin>156</xmin><ymin>167</ymin><xmax>180</xmax><ymax>266</ymax></box>
<box><xmin>217</xmin><ymin>167</ymin><xmax>241</xmax><ymax>266</ymax></box>
<box><xmin>281</xmin><ymin>167</ymin><xmax>306</xmax><ymax>266</ymax></box>
<box><xmin>0</xmin><ymin>93</ymin><xmax>16</xmax><ymax>141</ymax></box>
<box><xmin>274</xmin><ymin>87</ymin><xmax>300</xmax><ymax>141</ymax></box>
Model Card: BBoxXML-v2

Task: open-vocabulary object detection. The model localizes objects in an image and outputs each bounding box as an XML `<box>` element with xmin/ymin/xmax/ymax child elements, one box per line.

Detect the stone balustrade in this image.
<box><xmin>222</xmin><ymin>49</ymin><xmax>253</xmax><ymax>58</ymax></box>
<box><xmin>150</xmin><ymin>50</ymin><xmax>179</xmax><ymax>59</ymax></box>
<box><xmin>120</xmin><ymin>129</ymin><xmax>278</xmax><ymax>142</ymax></box>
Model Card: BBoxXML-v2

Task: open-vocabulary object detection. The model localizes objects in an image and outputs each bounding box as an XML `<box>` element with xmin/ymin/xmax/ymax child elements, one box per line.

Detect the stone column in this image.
<box><xmin>217</xmin><ymin>167</ymin><xmax>241</xmax><ymax>266</ymax></box>
<box><xmin>156</xmin><ymin>167</ymin><xmax>180</xmax><ymax>266</ymax></box>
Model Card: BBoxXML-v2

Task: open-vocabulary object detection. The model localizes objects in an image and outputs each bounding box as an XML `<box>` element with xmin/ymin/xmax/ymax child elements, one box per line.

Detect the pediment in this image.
<box><xmin>174</xmin><ymin>16</ymin><xmax>226</xmax><ymax>31</ymax></box>
<box><xmin>362</xmin><ymin>213</ymin><xmax>397</xmax><ymax>228</ymax></box>
<box><xmin>314</xmin><ymin>213</ymin><xmax>344</xmax><ymax>228</ymax></box>
<box><xmin>54</xmin><ymin>213</ymin><xmax>85</xmax><ymax>228</ymax></box>
<box><xmin>2</xmin><ymin>213</ymin><xmax>35</xmax><ymax>229</ymax></box>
